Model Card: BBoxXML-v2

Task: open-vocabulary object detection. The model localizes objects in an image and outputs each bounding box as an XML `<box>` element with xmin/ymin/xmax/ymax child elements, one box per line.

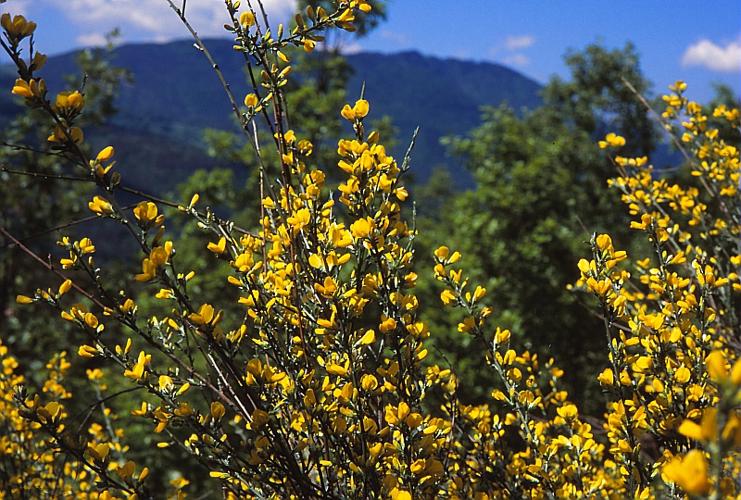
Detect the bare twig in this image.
<box><xmin>0</xmin><ymin>225</ymin><xmax>107</xmax><ymax>309</ymax></box>
<box><xmin>1</xmin><ymin>204</ymin><xmax>136</xmax><ymax>248</ymax></box>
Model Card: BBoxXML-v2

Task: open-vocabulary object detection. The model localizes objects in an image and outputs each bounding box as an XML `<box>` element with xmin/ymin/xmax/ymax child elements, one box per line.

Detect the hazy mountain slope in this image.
<box><xmin>0</xmin><ymin>40</ymin><xmax>542</xmax><ymax>190</ymax></box>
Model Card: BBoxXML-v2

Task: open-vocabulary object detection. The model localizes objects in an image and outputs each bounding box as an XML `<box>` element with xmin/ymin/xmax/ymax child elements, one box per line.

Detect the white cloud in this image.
<box><xmin>682</xmin><ymin>38</ymin><xmax>741</xmax><ymax>73</ymax></box>
<box><xmin>489</xmin><ymin>34</ymin><xmax>535</xmax><ymax>65</ymax></box>
<box><xmin>4</xmin><ymin>0</ymin><xmax>31</xmax><ymax>15</ymax></box>
<box><xmin>340</xmin><ymin>42</ymin><xmax>363</xmax><ymax>55</ymax></box>
<box><xmin>503</xmin><ymin>53</ymin><xmax>529</xmax><ymax>67</ymax></box>
<box><xmin>47</xmin><ymin>0</ymin><xmax>295</xmax><ymax>43</ymax></box>
<box><xmin>504</xmin><ymin>34</ymin><xmax>535</xmax><ymax>51</ymax></box>
<box><xmin>380</xmin><ymin>29</ymin><xmax>409</xmax><ymax>46</ymax></box>
<box><xmin>76</xmin><ymin>32</ymin><xmax>107</xmax><ymax>47</ymax></box>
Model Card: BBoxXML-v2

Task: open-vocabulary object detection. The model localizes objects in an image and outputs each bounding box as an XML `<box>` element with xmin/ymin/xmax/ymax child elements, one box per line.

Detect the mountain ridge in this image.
<box><xmin>1</xmin><ymin>40</ymin><xmax>543</xmax><ymax>190</ymax></box>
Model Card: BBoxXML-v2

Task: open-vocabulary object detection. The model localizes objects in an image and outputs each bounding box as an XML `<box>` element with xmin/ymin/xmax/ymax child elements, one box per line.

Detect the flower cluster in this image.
<box><xmin>0</xmin><ymin>340</ymin><xmax>155</xmax><ymax>497</ymax></box>
<box><xmin>574</xmin><ymin>82</ymin><xmax>741</xmax><ymax>496</ymax></box>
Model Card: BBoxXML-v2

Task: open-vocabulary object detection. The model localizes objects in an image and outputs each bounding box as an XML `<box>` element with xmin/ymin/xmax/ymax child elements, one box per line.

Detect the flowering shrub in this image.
<box><xmin>2</xmin><ymin>3</ymin><xmax>740</xmax><ymax>498</ymax></box>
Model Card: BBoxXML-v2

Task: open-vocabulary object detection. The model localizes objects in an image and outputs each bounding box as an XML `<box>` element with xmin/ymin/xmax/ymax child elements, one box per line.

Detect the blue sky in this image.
<box><xmin>355</xmin><ymin>1</ymin><xmax>741</xmax><ymax>102</ymax></box>
<box><xmin>5</xmin><ymin>0</ymin><xmax>741</xmax><ymax>102</ymax></box>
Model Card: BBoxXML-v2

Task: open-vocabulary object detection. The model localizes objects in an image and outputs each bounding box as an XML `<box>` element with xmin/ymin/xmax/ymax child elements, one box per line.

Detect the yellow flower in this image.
<box><xmin>597</xmin><ymin>368</ymin><xmax>614</xmax><ymax>386</ymax></box>
<box><xmin>340</xmin><ymin>99</ymin><xmax>369</xmax><ymax>121</ymax></box>
<box><xmin>79</xmin><ymin>237</ymin><xmax>96</xmax><ymax>254</ymax></box>
<box><xmin>48</xmin><ymin>125</ymin><xmax>83</xmax><ymax>143</ymax></box>
<box><xmin>705</xmin><ymin>350</ymin><xmax>728</xmax><ymax>381</ymax></box>
<box><xmin>472</xmin><ymin>285</ymin><xmax>487</xmax><ymax>302</ymax></box>
<box><xmin>133</xmin><ymin>201</ymin><xmax>158</xmax><ymax>224</ymax></box>
<box><xmin>379</xmin><ymin>317</ymin><xmax>397</xmax><ymax>333</ymax></box>
<box><xmin>58</xmin><ymin>279</ymin><xmax>72</xmax><ymax>296</ymax></box>
<box><xmin>88</xmin><ymin>196</ymin><xmax>113</xmax><ymax>215</ymax></box>
<box><xmin>308</xmin><ymin>253</ymin><xmax>324</xmax><ymax>269</ymax></box>
<box><xmin>88</xmin><ymin>442</ymin><xmax>110</xmax><ymax>462</ymax></box>
<box><xmin>360</xmin><ymin>374</ymin><xmax>378</xmax><ymax>391</ymax></box>
<box><xmin>287</xmin><ymin>208</ymin><xmax>311</xmax><ymax>231</ymax></box>
<box><xmin>239</xmin><ymin>11</ymin><xmax>255</xmax><ymax>28</ymax></box>
<box><xmin>78</xmin><ymin>345</ymin><xmax>98</xmax><ymax>358</ymax></box>
<box><xmin>595</xmin><ymin>233</ymin><xmax>613</xmax><ymax>251</ymax></box>
<box><xmin>440</xmin><ymin>289</ymin><xmax>456</xmax><ymax>305</ymax></box>
<box><xmin>598</xmin><ymin>132</ymin><xmax>626</xmax><ymax>149</ymax></box>
<box><xmin>678</xmin><ymin>408</ymin><xmax>717</xmax><ymax>442</ymax></box>
<box><xmin>189</xmin><ymin>303</ymin><xmax>221</xmax><ymax>327</ymax></box>
<box><xmin>83</xmin><ymin>312</ymin><xmax>99</xmax><ymax>329</ymax></box>
<box><xmin>352</xmin><ymin>99</ymin><xmax>369</xmax><ymax>118</ymax></box>
<box><xmin>55</xmin><ymin>91</ymin><xmax>84</xmax><ymax>112</ymax></box>
<box><xmin>731</xmin><ymin>358</ymin><xmax>741</xmax><ymax>385</ymax></box>
<box><xmin>188</xmin><ymin>193</ymin><xmax>200</xmax><ymax>209</ymax></box>
<box><xmin>662</xmin><ymin>450</ymin><xmax>710</xmax><ymax>495</ymax></box>
<box><xmin>350</xmin><ymin>217</ymin><xmax>373</xmax><ymax>239</ymax></box>
<box><xmin>124</xmin><ymin>351</ymin><xmax>151</xmax><ymax>381</ymax></box>
<box><xmin>11</xmin><ymin>78</ymin><xmax>34</xmax><ymax>98</ymax></box>
<box><xmin>337</xmin><ymin>8</ymin><xmax>355</xmax><ymax>23</ymax></box>
<box><xmin>96</xmin><ymin>146</ymin><xmax>115</xmax><ymax>162</ymax></box>
<box><xmin>303</xmin><ymin>38</ymin><xmax>316</xmax><ymax>52</ymax></box>
<box><xmin>390</xmin><ymin>488</ymin><xmax>411</xmax><ymax>500</ymax></box>
<box><xmin>170</xmin><ymin>477</ymin><xmax>190</xmax><ymax>490</ymax></box>
<box><xmin>135</xmin><ymin>258</ymin><xmax>156</xmax><ymax>282</ymax></box>
<box><xmin>15</xmin><ymin>294</ymin><xmax>34</xmax><ymax>304</ymax></box>
<box><xmin>556</xmin><ymin>404</ymin><xmax>578</xmax><ymax>420</ymax></box>
<box><xmin>356</xmin><ymin>1</ymin><xmax>373</xmax><ymax>13</ymax></box>
<box><xmin>158</xmin><ymin>375</ymin><xmax>174</xmax><ymax>391</ymax></box>
<box><xmin>340</xmin><ymin>104</ymin><xmax>355</xmax><ymax>121</ymax></box>
<box><xmin>207</xmin><ymin>237</ymin><xmax>227</xmax><ymax>255</ymax></box>
<box><xmin>357</xmin><ymin>329</ymin><xmax>376</xmax><ymax>346</ymax></box>
<box><xmin>326</xmin><ymin>362</ymin><xmax>348</xmax><ymax>377</ymax></box>
<box><xmin>674</xmin><ymin>365</ymin><xmax>691</xmax><ymax>384</ymax></box>
<box><xmin>434</xmin><ymin>246</ymin><xmax>450</xmax><ymax>260</ymax></box>
<box><xmin>210</xmin><ymin>401</ymin><xmax>226</xmax><ymax>419</ymax></box>
<box><xmin>1</xmin><ymin>14</ymin><xmax>37</xmax><ymax>38</ymax></box>
<box><xmin>244</xmin><ymin>93</ymin><xmax>258</xmax><ymax>108</ymax></box>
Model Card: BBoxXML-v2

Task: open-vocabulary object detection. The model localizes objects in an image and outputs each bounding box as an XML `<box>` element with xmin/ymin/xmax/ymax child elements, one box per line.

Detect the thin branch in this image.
<box><xmin>620</xmin><ymin>77</ymin><xmax>693</xmax><ymax>166</ymax></box>
<box><xmin>399</xmin><ymin>126</ymin><xmax>420</xmax><ymax>174</ymax></box>
<box><xmin>73</xmin><ymin>386</ymin><xmax>145</xmax><ymax>433</ymax></box>
<box><xmin>1</xmin><ymin>165</ymin><xmax>258</xmax><ymax>237</ymax></box>
<box><xmin>164</xmin><ymin>0</ymin><xmax>252</xmax><ymax>138</ymax></box>
<box><xmin>1</xmin><ymin>141</ymin><xmax>68</xmax><ymax>158</ymax></box>
<box><xmin>0</xmin><ymin>225</ymin><xmax>107</xmax><ymax>310</ymax></box>
<box><xmin>1</xmin><ymin>164</ymin><xmax>91</xmax><ymax>183</ymax></box>
<box><xmin>1</xmin><ymin>204</ymin><xmax>137</xmax><ymax>248</ymax></box>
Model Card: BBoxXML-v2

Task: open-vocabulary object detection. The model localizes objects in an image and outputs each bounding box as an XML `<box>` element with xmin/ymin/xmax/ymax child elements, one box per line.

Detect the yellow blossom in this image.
<box><xmin>88</xmin><ymin>196</ymin><xmax>113</xmax><ymax>215</ymax></box>
<box><xmin>662</xmin><ymin>450</ymin><xmax>710</xmax><ymax>495</ymax></box>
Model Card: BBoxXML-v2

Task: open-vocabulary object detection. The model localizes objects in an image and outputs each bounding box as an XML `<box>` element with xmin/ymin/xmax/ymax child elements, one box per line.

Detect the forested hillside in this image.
<box><xmin>1</xmin><ymin>41</ymin><xmax>541</xmax><ymax>189</ymax></box>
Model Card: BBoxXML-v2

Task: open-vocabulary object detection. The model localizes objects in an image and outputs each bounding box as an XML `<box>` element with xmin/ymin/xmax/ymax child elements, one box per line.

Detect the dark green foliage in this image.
<box><xmin>418</xmin><ymin>44</ymin><xmax>659</xmax><ymax>408</ymax></box>
<box><xmin>543</xmin><ymin>43</ymin><xmax>656</xmax><ymax>156</ymax></box>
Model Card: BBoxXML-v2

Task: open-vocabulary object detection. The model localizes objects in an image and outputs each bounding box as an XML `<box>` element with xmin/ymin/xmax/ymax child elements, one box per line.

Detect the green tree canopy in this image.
<box><xmin>421</xmin><ymin>44</ymin><xmax>659</xmax><ymax>405</ymax></box>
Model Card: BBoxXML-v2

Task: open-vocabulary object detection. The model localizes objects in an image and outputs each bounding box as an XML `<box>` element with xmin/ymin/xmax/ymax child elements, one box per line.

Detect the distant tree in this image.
<box><xmin>420</xmin><ymin>44</ymin><xmax>659</xmax><ymax>405</ymax></box>
<box><xmin>544</xmin><ymin>43</ymin><xmax>656</xmax><ymax>155</ymax></box>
